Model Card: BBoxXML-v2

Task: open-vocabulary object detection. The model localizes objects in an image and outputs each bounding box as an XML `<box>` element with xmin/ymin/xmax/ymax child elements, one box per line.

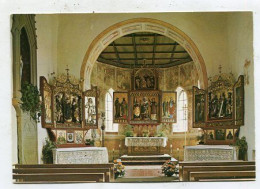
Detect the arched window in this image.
<box><xmin>173</xmin><ymin>87</ymin><xmax>188</xmax><ymax>132</ymax></box>
<box><xmin>105</xmin><ymin>89</ymin><xmax>118</xmax><ymax>132</ymax></box>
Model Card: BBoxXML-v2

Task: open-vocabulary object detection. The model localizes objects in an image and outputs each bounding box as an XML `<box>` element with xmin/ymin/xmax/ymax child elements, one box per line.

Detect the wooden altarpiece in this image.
<box><xmin>192</xmin><ymin>72</ymin><xmax>245</xmax><ymax>145</ymax></box>
<box><xmin>40</xmin><ymin>73</ymin><xmax>99</xmax><ymax>148</ymax></box>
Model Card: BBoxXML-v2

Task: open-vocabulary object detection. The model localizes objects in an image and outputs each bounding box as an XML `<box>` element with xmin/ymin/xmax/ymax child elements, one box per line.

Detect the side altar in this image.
<box><xmin>125</xmin><ymin>137</ymin><xmax>167</xmax><ymax>155</ymax></box>
<box><xmin>184</xmin><ymin>145</ymin><xmax>238</xmax><ymax>161</ymax></box>
<box><xmin>53</xmin><ymin>147</ymin><xmax>109</xmax><ymax>164</ymax></box>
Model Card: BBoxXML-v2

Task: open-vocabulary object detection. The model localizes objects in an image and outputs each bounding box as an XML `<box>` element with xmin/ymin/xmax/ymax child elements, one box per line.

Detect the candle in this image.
<box><xmin>119</xmin><ymin>144</ymin><xmax>121</xmax><ymax>148</ymax></box>
<box><xmin>170</xmin><ymin>144</ymin><xmax>172</xmax><ymax>148</ymax></box>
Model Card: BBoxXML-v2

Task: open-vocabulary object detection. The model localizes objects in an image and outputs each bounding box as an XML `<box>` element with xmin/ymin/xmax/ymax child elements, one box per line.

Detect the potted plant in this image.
<box><xmin>42</xmin><ymin>138</ymin><xmax>56</xmax><ymax>164</ymax></box>
<box><xmin>124</xmin><ymin>125</ymin><xmax>133</xmax><ymax>137</ymax></box>
<box><xmin>20</xmin><ymin>81</ymin><xmax>41</xmax><ymax>122</ymax></box>
<box><xmin>85</xmin><ymin>139</ymin><xmax>95</xmax><ymax>146</ymax></box>
<box><xmin>196</xmin><ymin>134</ymin><xmax>205</xmax><ymax>144</ymax></box>
<box><xmin>113</xmin><ymin>159</ymin><xmax>125</xmax><ymax>179</ymax></box>
<box><xmin>162</xmin><ymin>160</ymin><xmax>179</xmax><ymax>177</ymax></box>
<box><xmin>235</xmin><ymin>136</ymin><xmax>248</xmax><ymax>161</ymax></box>
<box><xmin>156</xmin><ymin>131</ymin><xmax>165</xmax><ymax>137</ymax></box>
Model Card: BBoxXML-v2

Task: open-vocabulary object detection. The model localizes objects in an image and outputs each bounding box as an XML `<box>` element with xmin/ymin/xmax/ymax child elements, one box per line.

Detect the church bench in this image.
<box><xmin>189</xmin><ymin>171</ymin><xmax>256</xmax><ymax>181</ymax></box>
<box><xmin>179</xmin><ymin>161</ymin><xmax>255</xmax><ymax>181</ymax></box>
<box><xmin>13</xmin><ymin>164</ymin><xmax>114</xmax><ymax>183</ymax></box>
<box><xmin>13</xmin><ymin>173</ymin><xmax>105</xmax><ymax>183</ymax></box>
<box><xmin>182</xmin><ymin>165</ymin><xmax>255</xmax><ymax>181</ymax></box>
<box><xmin>13</xmin><ymin>168</ymin><xmax>111</xmax><ymax>182</ymax></box>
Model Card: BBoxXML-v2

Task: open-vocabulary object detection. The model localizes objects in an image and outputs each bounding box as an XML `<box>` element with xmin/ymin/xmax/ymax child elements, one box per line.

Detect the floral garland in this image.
<box><xmin>162</xmin><ymin>160</ymin><xmax>179</xmax><ymax>177</ymax></box>
<box><xmin>114</xmin><ymin>159</ymin><xmax>125</xmax><ymax>179</ymax></box>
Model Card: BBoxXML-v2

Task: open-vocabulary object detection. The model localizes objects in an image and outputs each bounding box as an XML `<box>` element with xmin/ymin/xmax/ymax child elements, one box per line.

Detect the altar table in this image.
<box><xmin>125</xmin><ymin>137</ymin><xmax>167</xmax><ymax>155</ymax></box>
<box><xmin>184</xmin><ymin>145</ymin><xmax>238</xmax><ymax>161</ymax></box>
<box><xmin>53</xmin><ymin>147</ymin><xmax>109</xmax><ymax>164</ymax></box>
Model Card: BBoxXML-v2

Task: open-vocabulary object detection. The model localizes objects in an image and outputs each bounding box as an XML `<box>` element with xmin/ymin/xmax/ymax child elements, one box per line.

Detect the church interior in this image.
<box><xmin>11</xmin><ymin>12</ymin><xmax>256</xmax><ymax>183</ymax></box>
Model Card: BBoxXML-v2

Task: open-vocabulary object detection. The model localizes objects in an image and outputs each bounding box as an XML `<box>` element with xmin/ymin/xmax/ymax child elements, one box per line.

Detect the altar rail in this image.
<box><xmin>13</xmin><ymin>164</ymin><xmax>114</xmax><ymax>183</ymax></box>
<box><xmin>179</xmin><ymin>161</ymin><xmax>255</xmax><ymax>181</ymax></box>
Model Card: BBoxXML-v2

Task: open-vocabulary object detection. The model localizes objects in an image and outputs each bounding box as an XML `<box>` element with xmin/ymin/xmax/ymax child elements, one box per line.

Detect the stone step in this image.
<box><xmin>120</xmin><ymin>154</ymin><xmax>172</xmax><ymax>165</ymax></box>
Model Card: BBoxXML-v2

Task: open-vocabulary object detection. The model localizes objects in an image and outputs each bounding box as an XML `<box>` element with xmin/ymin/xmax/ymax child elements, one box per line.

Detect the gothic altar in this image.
<box><xmin>125</xmin><ymin>137</ymin><xmax>167</xmax><ymax>155</ymax></box>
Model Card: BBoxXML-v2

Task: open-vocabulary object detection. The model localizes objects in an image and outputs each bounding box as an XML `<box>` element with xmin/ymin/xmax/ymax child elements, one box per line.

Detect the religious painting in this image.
<box><xmin>117</xmin><ymin>70</ymin><xmax>131</xmax><ymax>90</ymax></box>
<box><xmin>83</xmin><ymin>86</ymin><xmax>98</xmax><ymax>128</ymax></box>
<box><xmin>74</xmin><ymin>130</ymin><xmax>84</xmax><ymax>144</ymax></box>
<box><xmin>215</xmin><ymin>129</ymin><xmax>226</xmax><ymax>140</ymax></box>
<box><xmin>113</xmin><ymin>92</ymin><xmax>129</xmax><ymax>123</ymax></box>
<box><xmin>104</xmin><ymin>67</ymin><xmax>115</xmax><ymax>86</ymax></box>
<box><xmin>206</xmin><ymin>130</ymin><xmax>215</xmax><ymax>140</ymax></box>
<box><xmin>66</xmin><ymin>131</ymin><xmax>74</xmax><ymax>143</ymax></box>
<box><xmin>207</xmin><ymin>73</ymin><xmax>234</xmax><ymax>122</ymax></box>
<box><xmin>134</xmin><ymin>68</ymin><xmax>157</xmax><ymax>90</ymax></box>
<box><xmin>129</xmin><ymin>91</ymin><xmax>160</xmax><ymax>124</ymax></box>
<box><xmin>226</xmin><ymin>129</ymin><xmax>234</xmax><ymax>140</ymax></box>
<box><xmin>165</xmin><ymin>68</ymin><xmax>179</xmax><ymax>91</ymax></box>
<box><xmin>234</xmin><ymin>75</ymin><xmax>244</xmax><ymax>126</ymax></box>
<box><xmin>53</xmin><ymin>92</ymin><xmax>82</xmax><ymax>128</ymax></box>
<box><xmin>192</xmin><ymin>86</ymin><xmax>206</xmax><ymax>128</ymax></box>
<box><xmin>56</xmin><ymin>130</ymin><xmax>66</xmax><ymax>144</ymax></box>
<box><xmin>40</xmin><ymin>76</ymin><xmax>53</xmax><ymax>127</ymax></box>
<box><xmin>161</xmin><ymin>92</ymin><xmax>177</xmax><ymax>123</ymax></box>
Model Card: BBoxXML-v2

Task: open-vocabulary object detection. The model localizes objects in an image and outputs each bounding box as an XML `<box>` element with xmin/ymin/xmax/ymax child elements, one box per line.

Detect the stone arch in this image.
<box><xmin>11</xmin><ymin>14</ymin><xmax>38</xmax><ymax>164</ymax></box>
<box><xmin>80</xmin><ymin>18</ymin><xmax>208</xmax><ymax>90</ymax></box>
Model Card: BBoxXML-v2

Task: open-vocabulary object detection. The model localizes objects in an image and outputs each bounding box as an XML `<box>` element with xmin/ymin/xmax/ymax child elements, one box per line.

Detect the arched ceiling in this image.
<box><xmin>97</xmin><ymin>32</ymin><xmax>192</xmax><ymax>68</ymax></box>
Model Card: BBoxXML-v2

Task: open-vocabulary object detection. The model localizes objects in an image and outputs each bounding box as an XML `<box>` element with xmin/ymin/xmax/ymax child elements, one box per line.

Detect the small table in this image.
<box><xmin>125</xmin><ymin>137</ymin><xmax>167</xmax><ymax>155</ymax></box>
<box><xmin>184</xmin><ymin>145</ymin><xmax>238</xmax><ymax>161</ymax></box>
<box><xmin>53</xmin><ymin>147</ymin><xmax>109</xmax><ymax>164</ymax></box>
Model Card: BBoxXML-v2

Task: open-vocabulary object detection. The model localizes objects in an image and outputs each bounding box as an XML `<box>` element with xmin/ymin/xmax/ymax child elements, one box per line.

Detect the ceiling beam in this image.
<box><xmin>103</xmin><ymin>57</ymin><xmax>190</xmax><ymax>60</ymax></box>
<box><xmin>152</xmin><ymin>34</ymin><xmax>157</xmax><ymax>65</ymax></box>
<box><xmin>123</xmin><ymin>33</ymin><xmax>164</xmax><ymax>37</ymax></box>
<box><xmin>112</xmin><ymin>41</ymin><xmax>121</xmax><ymax>64</ymax></box>
<box><xmin>101</xmin><ymin>51</ymin><xmax>187</xmax><ymax>54</ymax></box>
<box><xmin>170</xmin><ymin>43</ymin><xmax>177</xmax><ymax>62</ymax></box>
<box><xmin>97</xmin><ymin>57</ymin><xmax>193</xmax><ymax>68</ymax></box>
<box><xmin>108</xmin><ymin>42</ymin><xmax>179</xmax><ymax>47</ymax></box>
<box><xmin>132</xmin><ymin>33</ymin><xmax>138</xmax><ymax>66</ymax></box>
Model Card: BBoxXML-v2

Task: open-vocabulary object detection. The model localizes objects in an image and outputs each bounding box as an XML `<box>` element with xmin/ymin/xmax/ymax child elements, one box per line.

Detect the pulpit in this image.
<box><xmin>184</xmin><ymin>145</ymin><xmax>238</xmax><ymax>161</ymax></box>
<box><xmin>53</xmin><ymin>147</ymin><xmax>109</xmax><ymax>164</ymax></box>
<box><xmin>125</xmin><ymin>137</ymin><xmax>167</xmax><ymax>155</ymax></box>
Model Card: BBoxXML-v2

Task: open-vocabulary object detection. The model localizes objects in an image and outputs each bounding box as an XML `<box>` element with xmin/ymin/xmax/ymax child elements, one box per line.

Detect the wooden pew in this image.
<box><xmin>179</xmin><ymin>161</ymin><xmax>255</xmax><ymax>181</ymax></box>
<box><xmin>13</xmin><ymin>164</ymin><xmax>114</xmax><ymax>183</ymax></box>
<box><xmin>190</xmin><ymin>171</ymin><xmax>256</xmax><ymax>181</ymax></box>
<box><xmin>183</xmin><ymin>165</ymin><xmax>255</xmax><ymax>181</ymax></box>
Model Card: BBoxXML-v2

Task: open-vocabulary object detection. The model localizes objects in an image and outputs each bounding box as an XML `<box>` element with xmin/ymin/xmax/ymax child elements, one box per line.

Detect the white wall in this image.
<box><xmin>227</xmin><ymin>12</ymin><xmax>254</xmax><ymax>160</ymax></box>
<box><xmin>35</xmin><ymin>14</ymin><xmax>58</xmax><ymax>163</ymax></box>
<box><xmin>55</xmin><ymin>13</ymin><xmax>231</xmax><ymax>77</ymax></box>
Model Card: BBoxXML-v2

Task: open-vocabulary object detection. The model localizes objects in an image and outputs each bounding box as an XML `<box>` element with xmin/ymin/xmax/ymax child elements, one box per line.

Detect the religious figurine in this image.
<box><xmin>227</xmin><ymin>131</ymin><xmax>233</xmax><ymax>140</ymax></box>
<box><xmin>55</xmin><ymin>93</ymin><xmax>63</xmax><ymax>123</ymax></box>
<box><xmin>63</xmin><ymin>94</ymin><xmax>72</xmax><ymax>122</ymax></box>
<box><xmin>114</xmin><ymin>97</ymin><xmax>121</xmax><ymax>118</ymax></box>
<box><xmin>120</xmin><ymin>98</ymin><xmax>128</xmax><ymax>119</ymax></box>
<box><xmin>150</xmin><ymin>98</ymin><xmax>157</xmax><ymax>120</ymax></box>
<box><xmin>85</xmin><ymin>97</ymin><xmax>96</xmax><ymax>124</ymax></box>
<box><xmin>168</xmin><ymin>97</ymin><xmax>175</xmax><ymax>118</ymax></box>
<box><xmin>133</xmin><ymin>98</ymin><xmax>140</xmax><ymax>119</ymax></box>
<box><xmin>141</xmin><ymin>97</ymin><xmax>150</xmax><ymax>119</ymax></box>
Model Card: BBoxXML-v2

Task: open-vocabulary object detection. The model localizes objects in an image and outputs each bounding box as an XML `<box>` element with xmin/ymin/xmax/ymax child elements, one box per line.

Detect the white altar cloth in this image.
<box><xmin>184</xmin><ymin>145</ymin><xmax>238</xmax><ymax>161</ymax></box>
<box><xmin>53</xmin><ymin>147</ymin><xmax>109</xmax><ymax>164</ymax></box>
<box><xmin>125</xmin><ymin>137</ymin><xmax>167</xmax><ymax>147</ymax></box>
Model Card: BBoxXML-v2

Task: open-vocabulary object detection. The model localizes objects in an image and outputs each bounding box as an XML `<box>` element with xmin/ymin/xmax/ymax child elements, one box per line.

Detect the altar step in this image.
<box><xmin>120</xmin><ymin>154</ymin><xmax>171</xmax><ymax>165</ymax></box>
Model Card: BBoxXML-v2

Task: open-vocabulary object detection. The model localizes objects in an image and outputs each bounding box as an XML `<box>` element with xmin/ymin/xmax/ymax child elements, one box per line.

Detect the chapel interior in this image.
<box><xmin>11</xmin><ymin>12</ymin><xmax>256</xmax><ymax>183</ymax></box>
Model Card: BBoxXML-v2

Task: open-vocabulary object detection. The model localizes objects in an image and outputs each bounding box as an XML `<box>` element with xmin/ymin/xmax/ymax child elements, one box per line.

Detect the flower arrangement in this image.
<box><xmin>85</xmin><ymin>139</ymin><xmax>95</xmax><ymax>146</ymax></box>
<box><xmin>42</xmin><ymin>138</ymin><xmax>56</xmax><ymax>164</ymax></box>
<box><xmin>161</xmin><ymin>160</ymin><xmax>179</xmax><ymax>177</ymax></box>
<box><xmin>113</xmin><ymin>159</ymin><xmax>125</xmax><ymax>179</ymax></box>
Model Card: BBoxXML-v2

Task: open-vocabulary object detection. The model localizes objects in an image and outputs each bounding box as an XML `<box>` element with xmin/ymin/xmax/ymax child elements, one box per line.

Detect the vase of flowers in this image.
<box><xmin>114</xmin><ymin>159</ymin><xmax>125</xmax><ymax>179</ymax></box>
<box><xmin>162</xmin><ymin>160</ymin><xmax>178</xmax><ymax>177</ymax></box>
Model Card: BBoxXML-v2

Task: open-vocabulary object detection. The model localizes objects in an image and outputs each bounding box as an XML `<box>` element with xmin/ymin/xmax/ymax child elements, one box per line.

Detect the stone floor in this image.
<box><xmin>114</xmin><ymin>165</ymin><xmax>179</xmax><ymax>182</ymax></box>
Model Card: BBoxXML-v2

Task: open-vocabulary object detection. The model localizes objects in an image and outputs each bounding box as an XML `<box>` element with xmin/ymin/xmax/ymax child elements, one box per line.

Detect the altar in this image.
<box><xmin>184</xmin><ymin>145</ymin><xmax>238</xmax><ymax>161</ymax></box>
<box><xmin>125</xmin><ymin>137</ymin><xmax>167</xmax><ymax>155</ymax></box>
<box><xmin>53</xmin><ymin>147</ymin><xmax>109</xmax><ymax>164</ymax></box>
